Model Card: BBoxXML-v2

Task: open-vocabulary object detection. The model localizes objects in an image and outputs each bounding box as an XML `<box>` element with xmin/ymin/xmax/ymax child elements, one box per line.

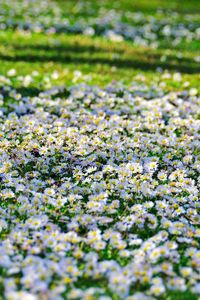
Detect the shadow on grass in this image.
<box><xmin>0</xmin><ymin>87</ymin><xmax>44</xmax><ymax>101</ymax></box>
<box><xmin>0</xmin><ymin>42</ymin><xmax>199</xmax><ymax>74</ymax></box>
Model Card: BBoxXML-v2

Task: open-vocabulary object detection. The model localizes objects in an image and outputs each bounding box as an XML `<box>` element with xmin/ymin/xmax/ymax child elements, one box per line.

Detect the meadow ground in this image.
<box><xmin>0</xmin><ymin>0</ymin><xmax>200</xmax><ymax>300</ymax></box>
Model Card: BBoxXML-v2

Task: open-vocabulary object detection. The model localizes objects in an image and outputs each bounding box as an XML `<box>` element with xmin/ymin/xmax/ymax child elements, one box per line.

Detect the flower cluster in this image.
<box><xmin>0</xmin><ymin>72</ymin><xmax>199</xmax><ymax>299</ymax></box>
<box><xmin>0</xmin><ymin>0</ymin><xmax>199</xmax><ymax>48</ymax></box>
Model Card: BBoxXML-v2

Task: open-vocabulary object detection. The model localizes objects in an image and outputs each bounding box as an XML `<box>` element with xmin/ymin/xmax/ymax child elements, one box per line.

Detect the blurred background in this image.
<box><xmin>0</xmin><ymin>0</ymin><xmax>199</xmax><ymax>91</ymax></box>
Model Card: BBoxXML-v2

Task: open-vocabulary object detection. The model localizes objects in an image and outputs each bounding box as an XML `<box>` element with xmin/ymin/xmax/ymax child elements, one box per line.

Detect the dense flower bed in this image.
<box><xmin>0</xmin><ymin>75</ymin><xmax>199</xmax><ymax>299</ymax></box>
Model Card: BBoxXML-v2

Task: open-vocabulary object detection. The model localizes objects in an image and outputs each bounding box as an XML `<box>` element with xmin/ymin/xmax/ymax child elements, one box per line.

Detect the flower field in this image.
<box><xmin>0</xmin><ymin>1</ymin><xmax>200</xmax><ymax>300</ymax></box>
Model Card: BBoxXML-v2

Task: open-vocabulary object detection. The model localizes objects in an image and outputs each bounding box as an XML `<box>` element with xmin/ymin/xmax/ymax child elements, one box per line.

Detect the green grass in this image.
<box><xmin>0</xmin><ymin>30</ymin><xmax>199</xmax><ymax>91</ymax></box>
<box><xmin>166</xmin><ymin>291</ymin><xmax>199</xmax><ymax>300</ymax></box>
<box><xmin>58</xmin><ymin>0</ymin><xmax>200</xmax><ymax>15</ymax></box>
<box><xmin>0</xmin><ymin>0</ymin><xmax>199</xmax><ymax>91</ymax></box>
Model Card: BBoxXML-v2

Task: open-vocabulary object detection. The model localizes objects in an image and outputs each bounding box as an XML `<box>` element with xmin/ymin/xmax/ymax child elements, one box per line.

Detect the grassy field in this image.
<box><xmin>0</xmin><ymin>0</ymin><xmax>199</xmax><ymax>91</ymax></box>
<box><xmin>0</xmin><ymin>1</ymin><xmax>200</xmax><ymax>300</ymax></box>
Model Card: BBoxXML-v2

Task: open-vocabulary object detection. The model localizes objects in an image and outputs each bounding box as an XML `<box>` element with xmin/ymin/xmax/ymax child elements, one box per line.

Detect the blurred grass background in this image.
<box><xmin>0</xmin><ymin>0</ymin><xmax>199</xmax><ymax>91</ymax></box>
